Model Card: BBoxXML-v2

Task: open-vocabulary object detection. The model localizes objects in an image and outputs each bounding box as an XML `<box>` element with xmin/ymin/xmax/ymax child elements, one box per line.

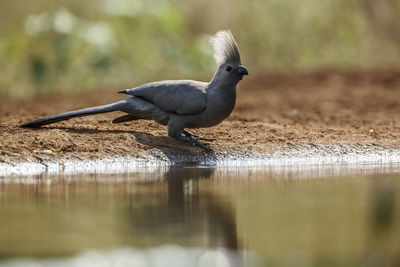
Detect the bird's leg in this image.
<box><xmin>183</xmin><ymin>130</ymin><xmax>216</xmax><ymax>141</ymax></box>
<box><xmin>168</xmin><ymin>123</ymin><xmax>211</xmax><ymax>150</ymax></box>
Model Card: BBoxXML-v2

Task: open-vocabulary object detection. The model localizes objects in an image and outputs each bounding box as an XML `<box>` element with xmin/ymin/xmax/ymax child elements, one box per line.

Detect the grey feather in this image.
<box><xmin>20</xmin><ymin>101</ymin><xmax>126</xmax><ymax>128</ymax></box>
<box><xmin>119</xmin><ymin>80</ymin><xmax>207</xmax><ymax>115</ymax></box>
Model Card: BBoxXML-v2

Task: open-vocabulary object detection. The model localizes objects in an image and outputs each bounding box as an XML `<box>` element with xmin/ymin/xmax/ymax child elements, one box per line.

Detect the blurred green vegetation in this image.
<box><xmin>1</xmin><ymin>0</ymin><xmax>400</xmax><ymax>97</ymax></box>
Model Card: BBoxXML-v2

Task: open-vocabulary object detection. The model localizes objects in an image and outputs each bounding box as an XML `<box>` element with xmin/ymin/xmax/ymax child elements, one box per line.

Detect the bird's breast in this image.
<box><xmin>188</xmin><ymin>89</ymin><xmax>236</xmax><ymax>128</ymax></box>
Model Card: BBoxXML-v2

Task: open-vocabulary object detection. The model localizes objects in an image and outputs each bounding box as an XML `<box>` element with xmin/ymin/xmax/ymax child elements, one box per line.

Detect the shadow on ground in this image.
<box><xmin>48</xmin><ymin>126</ymin><xmax>218</xmax><ymax>165</ymax></box>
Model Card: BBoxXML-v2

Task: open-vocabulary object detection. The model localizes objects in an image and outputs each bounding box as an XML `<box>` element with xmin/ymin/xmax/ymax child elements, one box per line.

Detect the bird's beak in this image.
<box><xmin>237</xmin><ymin>65</ymin><xmax>249</xmax><ymax>76</ymax></box>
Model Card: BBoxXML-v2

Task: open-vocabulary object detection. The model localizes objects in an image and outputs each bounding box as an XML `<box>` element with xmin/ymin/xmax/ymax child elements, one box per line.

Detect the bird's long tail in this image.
<box><xmin>20</xmin><ymin>97</ymin><xmax>156</xmax><ymax>128</ymax></box>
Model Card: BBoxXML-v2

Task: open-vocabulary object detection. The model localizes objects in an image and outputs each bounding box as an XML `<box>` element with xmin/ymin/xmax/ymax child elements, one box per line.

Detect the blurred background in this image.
<box><xmin>1</xmin><ymin>0</ymin><xmax>400</xmax><ymax>98</ymax></box>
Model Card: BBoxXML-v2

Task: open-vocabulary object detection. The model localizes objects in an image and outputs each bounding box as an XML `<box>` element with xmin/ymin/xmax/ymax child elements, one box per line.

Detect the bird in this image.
<box><xmin>20</xmin><ymin>30</ymin><xmax>248</xmax><ymax>149</ymax></box>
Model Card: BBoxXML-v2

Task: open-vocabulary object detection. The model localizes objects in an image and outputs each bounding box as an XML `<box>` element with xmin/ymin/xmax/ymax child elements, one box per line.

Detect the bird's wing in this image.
<box><xmin>118</xmin><ymin>80</ymin><xmax>208</xmax><ymax>115</ymax></box>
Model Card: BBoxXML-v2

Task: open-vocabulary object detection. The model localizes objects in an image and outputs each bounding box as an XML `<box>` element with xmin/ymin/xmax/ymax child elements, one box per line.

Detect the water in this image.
<box><xmin>0</xmin><ymin>164</ymin><xmax>400</xmax><ymax>266</ymax></box>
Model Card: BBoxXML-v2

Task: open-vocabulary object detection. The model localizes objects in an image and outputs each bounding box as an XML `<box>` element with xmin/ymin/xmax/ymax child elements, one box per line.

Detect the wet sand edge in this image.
<box><xmin>2</xmin><ymin>143</ymin><xmax>400</xmax><ymax>177</ymax></box>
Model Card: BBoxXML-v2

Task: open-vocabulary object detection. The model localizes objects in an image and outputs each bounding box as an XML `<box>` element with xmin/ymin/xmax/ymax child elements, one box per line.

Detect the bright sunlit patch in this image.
<box><xmin>114</xmin><ymin>250</ymin><xmax>147</xmax><ymax>267</ymax></box>
<box><xmin>0</xmin><ymin>246</ymin><xmax>254</xmax><ymax>267</ymax></box>
<box><xmin>198</xmin><ymin>250</ymin><xmax>230</xmax><ymax>267</ymax></box>
<box><xmin>73</xmin><ymin>251</ymin><xmax>109</xmax><ymax>267</ymax></box>
<box><xmin>53</xmin><ymin>8</ymin><xmax>77</xmax><ymax>34</ymax></box>
<box><xmin>78</xmin><ymin>22</ymin><xmax>116</xmax><ymax>52</ymax></box>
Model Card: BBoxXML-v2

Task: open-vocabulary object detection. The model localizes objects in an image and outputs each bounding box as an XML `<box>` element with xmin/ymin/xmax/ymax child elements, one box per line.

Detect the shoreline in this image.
<box><xmin>2</xmin><ymin>143</ymin><xmax>400</xmax><ymax>177</ymax></box>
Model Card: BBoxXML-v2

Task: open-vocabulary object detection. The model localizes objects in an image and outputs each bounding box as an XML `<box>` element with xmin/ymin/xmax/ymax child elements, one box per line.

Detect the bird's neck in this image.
<box><xmin>207</xmin><ymin>72</ymin><xmax>237</xmax><ymax>101</ymax></box>
<box><xmin>208</xmin><ymin>71</ymin><xmax>238</xmax><ymax>90</ymax></box>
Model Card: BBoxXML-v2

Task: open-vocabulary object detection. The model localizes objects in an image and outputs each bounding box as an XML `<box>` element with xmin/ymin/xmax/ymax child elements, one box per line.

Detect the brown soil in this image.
<box><xmin>1</xmin><ymin>69</ymin><xmax>400</xmax><ymax>163</ymax></box>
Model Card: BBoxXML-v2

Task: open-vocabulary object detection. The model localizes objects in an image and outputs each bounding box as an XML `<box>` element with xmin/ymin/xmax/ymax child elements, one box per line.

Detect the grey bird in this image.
<box><xmin>21</xmin><ymin>30</ymin><xmax>248</xmax><ymax>149</ymax></box>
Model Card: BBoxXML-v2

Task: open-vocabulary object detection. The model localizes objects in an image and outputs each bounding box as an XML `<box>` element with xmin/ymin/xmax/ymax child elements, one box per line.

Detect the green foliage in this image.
<box><xmin>0</xmin><ymin>0</ymin><xmax>214</xmax><ymax>97</ymax></box>
<box><xmin>1</xmin><ymin>0</ymin><xmax>400</xmax><ymax>97</ymax></box>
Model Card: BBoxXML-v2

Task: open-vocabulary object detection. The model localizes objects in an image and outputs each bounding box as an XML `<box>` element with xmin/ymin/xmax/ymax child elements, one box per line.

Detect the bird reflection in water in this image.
<box><xmin>127</xmin><ymin>165</ymin><xmax>241</xmax><ymax>265</ymax></box>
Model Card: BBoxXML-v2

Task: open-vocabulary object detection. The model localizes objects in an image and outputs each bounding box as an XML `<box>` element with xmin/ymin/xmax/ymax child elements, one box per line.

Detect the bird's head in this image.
<box><xmin>211</xmin><ymin>30</ymin><xmax>248</xmax><ymax>85</ymax></box>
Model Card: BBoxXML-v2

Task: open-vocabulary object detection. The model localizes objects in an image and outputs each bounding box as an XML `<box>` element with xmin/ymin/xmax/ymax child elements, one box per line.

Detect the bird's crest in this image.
<box><xmin>211</xmin><ymin>30</ymin><xmax>241</xmax><ymax>66</ymax></box>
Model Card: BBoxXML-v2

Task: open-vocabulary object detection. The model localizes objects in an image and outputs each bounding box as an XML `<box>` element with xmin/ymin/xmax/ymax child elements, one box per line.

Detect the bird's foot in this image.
<box><xmin>176</xmin><ymin>135</ymin><xmax>212</xmax><ymax>150</ymax></box>
<box><xmin>183</xmin><ymin>130</ymin><xmax>216</xmax><ymax>141</ymax></box>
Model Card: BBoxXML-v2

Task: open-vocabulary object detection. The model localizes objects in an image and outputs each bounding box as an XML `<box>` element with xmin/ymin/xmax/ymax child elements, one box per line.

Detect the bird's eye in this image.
<box><xmin>226</xmin><ymin>66</ymin><xmax>232</xmax><ymax>72</ymax></box>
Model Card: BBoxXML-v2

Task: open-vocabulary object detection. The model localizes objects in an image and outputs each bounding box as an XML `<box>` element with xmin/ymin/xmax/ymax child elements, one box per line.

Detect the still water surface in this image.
<box><xmin>0</xmin><ymin>164</ymin><xmax>400</xmax><ymax>266</ymax></box>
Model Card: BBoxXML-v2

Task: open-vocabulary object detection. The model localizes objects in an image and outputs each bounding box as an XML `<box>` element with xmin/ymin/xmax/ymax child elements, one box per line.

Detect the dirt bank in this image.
<box><xmin>1</xmin><ymin>69</ymin><xmax>400</xmax><ymax>166</ymax></box>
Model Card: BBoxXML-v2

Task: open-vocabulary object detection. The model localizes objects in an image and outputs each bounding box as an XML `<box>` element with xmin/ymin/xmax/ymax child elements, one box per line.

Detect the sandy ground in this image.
<box><xmin>1</xmin><ymin>69</ymin><xmax>400</xmax><ymax>165</ymax></box>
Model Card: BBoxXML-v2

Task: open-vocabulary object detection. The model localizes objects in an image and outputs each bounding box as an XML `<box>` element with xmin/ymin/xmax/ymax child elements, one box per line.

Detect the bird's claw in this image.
<box><xmin>183</xmin><ymin>130</ymin><xmax>216</xmax><ymax>142</ymax></box>
<box><xmin>195</xmin><ymin>136</ymin><xmax>216</xmax><ymax>142</ymax></box>
<box><xmin>176</xmin><ymin>135</ymin><xmax>212</xmax><ymax>150</ymax></box>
